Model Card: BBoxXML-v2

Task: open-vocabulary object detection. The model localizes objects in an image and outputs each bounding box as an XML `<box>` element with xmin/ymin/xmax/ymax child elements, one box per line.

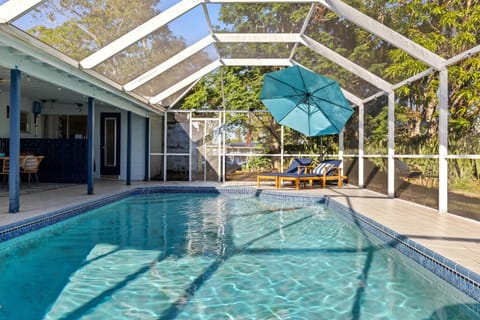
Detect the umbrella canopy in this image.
<box><xmin>260</xmin><ymin>65</ymin><xmax>354</xmax><ymax>136</ymax></box>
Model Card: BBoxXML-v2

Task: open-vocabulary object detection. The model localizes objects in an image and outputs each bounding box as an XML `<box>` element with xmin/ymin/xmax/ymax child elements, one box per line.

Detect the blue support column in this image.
<box><xmin>144</xmin><ymin>117</ymin><xmax>150</xmax><ymax>181</ymax></box>
<box><xmin>87</xmin><ymin>97</ymin><xmax>94</xmax><ymax>194</ymax></box>
<box><xmin>8</xmin><ymin>69</ymin><xmax>21</xmax><ymax>213</ymax></box>
<box><xmin>126</xmin><ymin>111</ymin><xmax>131</xmax><ymax>185</ymax></box>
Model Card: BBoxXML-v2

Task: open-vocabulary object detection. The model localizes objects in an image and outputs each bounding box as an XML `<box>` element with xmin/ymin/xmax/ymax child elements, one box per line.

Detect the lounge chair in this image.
<box><xmin>278</xmin><ymin>159</ymin><xmax>347</xmax><ymax>190</ymax></box>
<box><xmin>257</xmin><ymin>158</ymin><xmax>312</xmax><ymax>188</ymax></box>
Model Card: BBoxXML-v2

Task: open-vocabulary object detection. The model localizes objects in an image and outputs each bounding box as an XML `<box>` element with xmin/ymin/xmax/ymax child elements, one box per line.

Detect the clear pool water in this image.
<box><xmin>0</xmin><ymin>193</ymin><xmax>478</xmax><ymax>319</ymax></box>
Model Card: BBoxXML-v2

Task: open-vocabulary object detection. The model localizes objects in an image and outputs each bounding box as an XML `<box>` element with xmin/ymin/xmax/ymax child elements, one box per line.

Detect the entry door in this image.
<box><xmin>191</xmin><ymin>118</ymin><xmax>221</xmax><ymax>181</ymax></box>
<box><xmin>100</xmin><ymin>113</ymin><xmax>121</xmax><ymax>176</ymax></box>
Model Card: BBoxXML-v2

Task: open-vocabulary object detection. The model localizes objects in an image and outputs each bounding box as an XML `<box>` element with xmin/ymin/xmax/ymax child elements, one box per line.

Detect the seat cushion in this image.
<box><xmin>312</xmin><ymin>160</ymin><xmax>341</xmax><ymax>176</ymax></box>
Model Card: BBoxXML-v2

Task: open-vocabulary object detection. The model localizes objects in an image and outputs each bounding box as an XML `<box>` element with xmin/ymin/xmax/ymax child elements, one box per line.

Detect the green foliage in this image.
<box><xmin>29</xmin><ymin>0</ymin><xmax>203</xmax><ymax>91</ymax></box>
<box><xmin>242</xmin><ymin>156</ymin><xmax>272</xmax><ymax>172</ymax></box>
<box><xmin>30</xmin><ymin>0</ymin><xmax>480</xmax><ymax>188</ymax></box>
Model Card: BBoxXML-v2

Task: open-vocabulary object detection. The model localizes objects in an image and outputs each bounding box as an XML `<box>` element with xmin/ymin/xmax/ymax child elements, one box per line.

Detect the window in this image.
<box><xmin>20</xmin><ymin>111</ymin><xmax>29</xmax><ymax>133</ymax></box>
<box><xmin>43</xmin><ymin>115</ymin><xmax>87</xmax><ymax>138</ymax></box>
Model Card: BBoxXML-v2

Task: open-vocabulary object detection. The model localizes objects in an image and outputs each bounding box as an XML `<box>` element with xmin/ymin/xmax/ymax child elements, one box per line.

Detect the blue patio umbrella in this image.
<box><xmin>260</xmin><ymin>65</ymin><xmax>354</xmax><ymax>136</ymax></box>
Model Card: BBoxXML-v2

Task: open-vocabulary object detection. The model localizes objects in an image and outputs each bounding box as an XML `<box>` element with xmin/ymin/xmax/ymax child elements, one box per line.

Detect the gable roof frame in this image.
<box><xmin>105</xmin><ymin>0</ymin><xmax>439</xmax><ymax>107</ymax></box>
<box><xmin>318</xmin><ymin>0</ymin><xmax>446</xmax><ymax>70</ymax></box>
<box><xmin>0</xmin><ymin>0</ymin><xmax>456</xmax><ymax>114</ymax></box>
<box><xmin>0</xmin><ymin>0</ymin><xmax>44</xmax><ymax>23</ymax></box>
<box><xmin>80</xmin><ymin>0</ymin><xmax>202</xmax><ymax>69</ymax></box>
<box><xmin>0</xmin><ymin>23</ymin><xmax>164</xmax><ymax>115</ymax></box>
<box><xmin>143</xmin><ymin>31</ymin><xmax>392</xmax><ymax>106</ymax></box>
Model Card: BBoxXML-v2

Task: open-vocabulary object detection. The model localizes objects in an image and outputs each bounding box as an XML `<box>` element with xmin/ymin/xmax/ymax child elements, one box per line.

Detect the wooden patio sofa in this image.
<box><xmin>278</xmin><ymin>159</ymin><xmax>347</xmax><ymax>190</ymax></box>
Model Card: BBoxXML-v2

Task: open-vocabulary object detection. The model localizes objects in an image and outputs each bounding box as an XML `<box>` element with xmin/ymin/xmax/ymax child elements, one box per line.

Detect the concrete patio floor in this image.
<box><xmin>1</xmin><ymin>180</ymin><xmax>479</xmax><ymax>277</ymax></box>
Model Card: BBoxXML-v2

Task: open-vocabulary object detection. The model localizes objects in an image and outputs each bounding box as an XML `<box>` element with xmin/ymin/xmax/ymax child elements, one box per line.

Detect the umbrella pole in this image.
<box><xmin>320</xmin><ymin>137</ymin><xmax>324</xmax><ymax>161</ymax></box>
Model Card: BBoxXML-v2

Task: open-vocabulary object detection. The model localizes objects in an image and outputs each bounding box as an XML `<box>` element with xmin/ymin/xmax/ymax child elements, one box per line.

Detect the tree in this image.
<box><xmin>28</xmin><ymin>0</ymin><xmax>205</xmax><ymax>93</ymax></box>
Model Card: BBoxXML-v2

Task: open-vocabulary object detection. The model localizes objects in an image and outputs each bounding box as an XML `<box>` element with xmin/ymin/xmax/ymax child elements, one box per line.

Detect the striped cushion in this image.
<box><xmin>312</xmin><ymin>163</ymin><xmax>326</xmax><ymax>175</ymax></box>
<box><xmin>313</xmin><ymin>163</ymin><xmax>334</xmax><ymax>175</ymax></box>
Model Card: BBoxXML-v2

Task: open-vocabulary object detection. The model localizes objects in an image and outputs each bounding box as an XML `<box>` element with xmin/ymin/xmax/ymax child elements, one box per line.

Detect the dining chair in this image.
<box><xmin>0</xmin><ymin>158</ymin><xmax>9</xmax><ymax>183</ymax></box>
<box><xmin>20</xmin><ymin>155</ymin><xmax>43</xmax><ymax>184</ymax></box>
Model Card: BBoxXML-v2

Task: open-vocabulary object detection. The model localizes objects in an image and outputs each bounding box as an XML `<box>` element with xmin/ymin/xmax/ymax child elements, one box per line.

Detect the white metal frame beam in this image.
<box><xmin>206</xmin><ymin>0</ymin><xmax>316</xmax><ymax>2</ymax></box>
<box><xmin>358</xmin><ymin>102</ymin><xmax>364</xmax><ymax>188</ymax></box>
<box><xmin>214</xmin><ymin>33</ymin><xmax>301</xmax><ymax>43</ymax></box>
<box><xmin>169</xmin><ymin>80</ymin><xmax>201</xmax><ymax>108</ymax></box>
<box><xmin>124</xmin><ymin>35</ymin><xmax>216</xmax><ymax>91</ymax></box>
<box><xmin>80</xmin><ymin>0</ymin><xmax>202</xmax><ymax>69</ymax></box>
<box><xmin>290</xmin><ymin>3</ymin><xmax>316</xmax><ymax>60</ymax></box>
<box><xmin>392</xmin><ymin>67</ymin><xmax>435</xmax><ymax>90</ymax></box>
<box><xmin>302</xmin><ymin>35</ymin><xmax>392</xmax><ymax>92</ymax></box>
<box><xmin>387</xmin><ymin>90</ymin><xmax>395</xmax><ymax>198</ymax></box>
<box><xmin>319</xmin><ymin>0</ymin><xmax>445</xmax><ymax>70</ymax></box>
<box><xmin>0</xmin><ymin>47</ymin><xmax>149</xmax><ymax>116</ymax></box>
<box><xmin>438</xmin><ymin>69</ymin><xmax>449</xmax><ymax>213</ymax></box>
<box><xmin>222</xmin><ymin>58</ymin><xmax>292</xmax><ymax>66</ymax></box>
<box><xmin>445</xmin><ymin>44</ymin><xmax>480</xmax><ymax>68</ymax></box>
<box><xmin>0</xmin><ymin>25</ymin><xmax>162</xmax><ymax>115</ymax></box>
<box><xmin>149</xmin><ymin>60</ymin><xmax>223</xmax><ymax>105</ymax></box>
<box><xmin>341</xmin><ymin>89</ymin><xmax>362</xmax><ymax>106</ymax></box>
<box><xmin>151</xmin><ymin>58</ymin><xmax>296</xmax><ymax>106</ymax></box>
<box><xmin>0</xmin><ymin>0</ymin><xmax>44</xmax><ymax>23</ymax></box>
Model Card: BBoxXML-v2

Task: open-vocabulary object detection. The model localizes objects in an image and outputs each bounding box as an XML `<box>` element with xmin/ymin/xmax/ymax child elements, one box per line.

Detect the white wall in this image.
<box><xmin>0</xmin><ymin>93</ymin><xmax>87</xmax><ymax>139</ymax></box>
<box><xmin>0</xmin><ymin>91</ymin><xmax>36</xmax><ymax>138</ymax></box>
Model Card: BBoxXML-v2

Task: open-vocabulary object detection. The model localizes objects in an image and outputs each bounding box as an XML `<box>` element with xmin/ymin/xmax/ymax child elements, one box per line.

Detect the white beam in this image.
<box><xmin>438</xmin><ymin>69</ymin><xmax>448</xmax><ymax>213</ymax></box>
<box><xmin>207</xmin><ymin>0</ymin><xmax>316</xmax><ymax>2</ymax></box>
<box><xmin>302</xmin><ymin>35</ymin><xmax>392</xmax><ymax>92</ymax></box>
<box><xmin>214</xmin><ymin>33</ymin><xmax>302</xmax><ymax>43</ymax></box>
<box><xmin>0</xmin><ymin>0</ymin><xmax>43</xmax><ymax>23</ymax></box>
<box><xmin>320</xmin><ymin>0</ymin><xmax>445</xmax><ymax>70</ymax></box>
<box><xmin>168</xmin><ymin>80</ymin><xmax>201</xmax><ymax>108</ymax></box>
<box><xmin>222</xmin><ymin>58</ymin><xmax>292</xmax><ymax>66</ymax></box>
<box><xmin>0</xmin><ymin>25</ymin><xmax>162</xmax><ymax>115</ymax></box>
<box><xmin>341</xmin><ymin>89</ymin><xmax>362</xmax><ymax>106</ymax></box>
<box><xmin>362</xmin><ymin>91</ymin><xmax>386</xmax><ymax>104</ymax></box>
<box><xmin>290</xmin><ymin>3</ymin><xmax>316</xmax><ymax>60</ymax></box>
<box><xmin>358</xmin><ymin>102</ymin><xmax>364</xmax><ymax>188</ymax></box>
<box><xmin>387</xmin><ymin>90</ymin><xmax>395</xmax><ymax>198</ymax></box>
<box><xmin>149</xmin><ymin>60</ymin><xmax>222</xmax><ymax>104</ymax></box>
<box><xmin>124</xmin><ymin>35</ymin><xmax>216</xmax><ymax>91</ymax></box>
<box><xmin>80</xmin><ymin>0</ymin><xmax>202</xmax><ymax>69</ymax></box>
<box><xmin>392</xmin><ymin>67</ymin><xmax>435</xmax><ymax>90</ymax></box>
<box><xmin>445</xmin><ymin>44</ymin><xmax>480</xmax><ymax>67</ymax></box>
<box><xmin>0</xmin><ymin>47</ymin><xmax>149</xmax><ymax>116</ymax></box>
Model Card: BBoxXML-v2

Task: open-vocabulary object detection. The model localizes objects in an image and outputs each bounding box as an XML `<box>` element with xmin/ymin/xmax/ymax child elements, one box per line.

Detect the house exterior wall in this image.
<box><xmin>0</xmin><ymin>91</ymin><xmax>37</xmax><ymax>138</ymax></box>
<box><xmin>1</xmin><ymin>92</ymin><xmax>148</xmax><ymax>182</ymax></box>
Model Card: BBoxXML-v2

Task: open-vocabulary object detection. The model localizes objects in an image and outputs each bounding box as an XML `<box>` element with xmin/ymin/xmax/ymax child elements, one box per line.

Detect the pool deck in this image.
<box><xmin>1</xmin><ymin>180</ymin><xmax>479</xmax><ymax>277</ymax></box>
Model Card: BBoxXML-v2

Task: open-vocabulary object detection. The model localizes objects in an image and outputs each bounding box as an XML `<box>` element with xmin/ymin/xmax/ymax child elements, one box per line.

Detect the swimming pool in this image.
<box><xmin>0</xmin><ymin>192</ymin><xmax>479</xmax><ymax>319</ymax></box>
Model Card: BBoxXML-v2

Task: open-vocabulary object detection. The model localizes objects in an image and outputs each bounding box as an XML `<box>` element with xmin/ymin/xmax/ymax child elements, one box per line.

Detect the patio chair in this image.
<box><xmin>257</xmin><ymin>158</ymin><xmax>312</xmax><ymax>188</ymax></box>
<box><xmin>278</xmin><ymin>159</ymin><xmax>347</xmax><ymax>190</ymax></box>
<box><xmin>20</xmin><ymin>155</ymin><xmax>44</xmax><ymax>184</ymax></box>
<box><xmin>0</xmin><ymin>158</ymin><xmax>9</xmax><ymax>183</ymax></box>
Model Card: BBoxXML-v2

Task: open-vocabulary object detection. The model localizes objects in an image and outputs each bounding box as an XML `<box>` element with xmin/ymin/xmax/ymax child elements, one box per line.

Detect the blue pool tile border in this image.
<box><xmin>0</xmin><ymin>185</ymin><xmax>478</xmax><ymax>303</ymax></box>
<box><xmin>0</xmin><ymin>189</ymin><xmax>138</xmax><ymax>242</ymax></box>
<box><xmin>324</xmin><ymin>197</ymin><xmax>480</xmax><ymax>303</ymax></box>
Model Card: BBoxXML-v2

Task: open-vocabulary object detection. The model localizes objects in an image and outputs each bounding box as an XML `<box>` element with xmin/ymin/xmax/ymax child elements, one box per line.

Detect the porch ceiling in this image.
<box><xmin>0</xmin><ymin>0</ymin><xmax>474</xmax><ymax>114</ymax></box>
